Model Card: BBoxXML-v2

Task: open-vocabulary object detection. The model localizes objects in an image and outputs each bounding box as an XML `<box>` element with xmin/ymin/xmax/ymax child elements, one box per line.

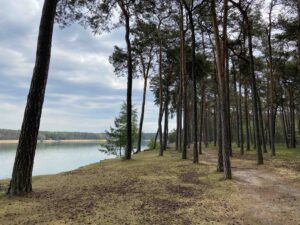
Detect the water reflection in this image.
<box><xmin>0</xmin><ymin>142</ymin><xmax>123</xmax><ymax>179</ymax></box>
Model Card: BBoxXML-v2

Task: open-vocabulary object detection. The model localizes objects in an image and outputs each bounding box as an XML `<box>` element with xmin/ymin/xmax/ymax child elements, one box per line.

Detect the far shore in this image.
<box><xmin>0</xmin><ymin>139</ymin><xmax>106</xmax><ymax>144</ymax></box>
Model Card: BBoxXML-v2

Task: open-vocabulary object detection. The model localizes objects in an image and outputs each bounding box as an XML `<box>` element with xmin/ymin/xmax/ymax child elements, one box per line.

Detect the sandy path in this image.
<box><xmin>202</xmin><ymin>149</ymin><xmax>300</xmax><ymax>225</ymax></box>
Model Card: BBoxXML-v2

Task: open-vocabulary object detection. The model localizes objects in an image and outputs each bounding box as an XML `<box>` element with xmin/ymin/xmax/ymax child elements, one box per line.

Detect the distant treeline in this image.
<box><xmin>0</xmin><ymin>129</ymin><xmax>156</xmax><ymax>141</ymax></box>
<box><xmin>0</xmin><ymin>129</ymin><xmax>104</xmax><ymax>140</ymax></box>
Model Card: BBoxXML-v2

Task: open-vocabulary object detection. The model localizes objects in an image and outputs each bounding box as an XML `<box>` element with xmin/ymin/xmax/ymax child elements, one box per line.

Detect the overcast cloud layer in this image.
<box><xmin>0</xmin><ymin>0</ymin><xmax>175</xmax><ymax>133</ymax></box>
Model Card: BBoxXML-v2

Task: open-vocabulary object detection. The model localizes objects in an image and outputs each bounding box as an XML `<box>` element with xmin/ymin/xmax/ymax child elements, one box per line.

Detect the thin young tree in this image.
<box><xmin>229</xmin><ymin>0</ymin><xmax>263</xmax><ymax>164</ymax></box>
<box><xmin>267</xmin><ymin>0</ymin><xmax>277</xmax><ymax>156</ymax></box>
<box><xmin>132</xmin><ymin>22</ymin><xmax>155</xmax><ymax>153</ymax></box>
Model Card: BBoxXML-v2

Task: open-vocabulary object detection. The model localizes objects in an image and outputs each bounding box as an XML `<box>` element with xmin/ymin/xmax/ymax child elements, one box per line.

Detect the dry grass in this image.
<box><xmin>0</xmin><ymin>149</ymin><xmax>243</xmax><ymax>225</ymax></box>
<box><xmin>0</xmin><ymin>147</ymin><xmax>299</xmax><ymax>225</ymax></box>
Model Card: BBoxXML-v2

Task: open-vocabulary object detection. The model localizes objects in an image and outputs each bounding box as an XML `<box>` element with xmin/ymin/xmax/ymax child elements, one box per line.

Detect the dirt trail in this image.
<box><xmin>202</xmin><ymin>150</ymin><xmax>300</xmax><ymax>225</ymax></box>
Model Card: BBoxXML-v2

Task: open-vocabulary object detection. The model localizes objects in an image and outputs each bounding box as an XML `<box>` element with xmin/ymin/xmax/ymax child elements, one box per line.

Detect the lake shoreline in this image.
<box><xmin>0</xmin><ymin>139</ymin><xmax>106</xmax><ymax>144</ymax></box>
<box><xmin>0</xmin><ymin>140</ymin><xmax>149</xmax><ymax>180</ymax></box>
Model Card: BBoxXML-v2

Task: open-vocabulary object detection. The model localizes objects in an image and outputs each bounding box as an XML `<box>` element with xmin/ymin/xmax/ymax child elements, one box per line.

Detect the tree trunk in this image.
<box><xmin>180</xmin><ymin>2</ymin><xmax>188</xmax><ymax>160</ymax></box>
<box><xmin>246</xmin><ymin>16</ymin><xmax>263</xmax><ymax>164</ymax></box>
<box><xmin>176</xmin><ymin>78</ymin><xmax>181</xmax><ymax>151</ymax></box>
<box><xmin>158</xmin><ymin>38</ymin><xmax>164</xmax><ymax>156</ymax></box>
<box><xmin>137</xmin><ymin>76</ymin><xmax>148</xmax><ymax>153</ymax></box>
<box><xmin>281</xmin><ymin>102</ymin><xmax>289</xmax><ymax>148</ymax></box>
<box><xmin>225</xmin><ymin>52</ymin><xmax>232</xmax><ymax>156</ymax></box>
<box><xmin>268</xmin><ymin>0</ymin><xmax>276</xmax><ymax>156</ymax></box>
<box><xmin>7</xmin><ymin>0</ymin><xmax>58</xmax><ymax>195</ymax></box>
<box><xmin>184</xmin><ymin>1</ymin><xmax>198</xmax><ymax>163</ymax></box>
<box><xmin>117</xmin><ymin>1</ymin><xmax>133</xmax><ymax>160</ymax></box>
<box><xmin>297</xmin><ymin>0</ymin><xmax>300</xmax><ymax>90</ymax></box>
<box><xmin>163</xmin><ymin>85</ymin><xmax>169</xmax><ymax>150</ymax></box>
<box><xmin>199</xmin><ymin>85</ymin><xmax>205</xmax><ymax>154</ymax></box>
<box><xmin>239</xmin><ymin>70</ymin><xmax>244</xmax><ymax>155</ymax></box>
<box><xmin>244</xmin><ymin>84</ymin><xmax>250</xmax><ymax>151</ymax></box>
<box><xmin>204</xmin><ymin>108</ymin><xmax>209</xmax><ymax>147</ymax></box>
<box><xmin>213</xmin><ymin>93</ymin><xmax>217</xmax><ymax>147</ymax></box>
<box><xmin>288</xmin><ymin>90</ymin><xmax>296</xmax><ymax>148</ymax></box>
<box><xmin>258</xmin><ymin>95</ymin><xmax>267</xmax><ymax>153</ymax></box>
<box><xmin>211</xmin><ymin>0</ymin><xmax>232</xmax><ymax>179</ymax></box>
<box><xmin>217</xmin><ymin>96</ymin><xmax>224</xmax><ymax>172</ymax></box>
<box><xmin>232</xmin><ymin>59</ymin><xmax>240</xmax><ymax>148</ymax></box>
<box><xmin>154</xmin><ymin>103</ymin><xmax>165</xmax><ymax>149</ymax></box>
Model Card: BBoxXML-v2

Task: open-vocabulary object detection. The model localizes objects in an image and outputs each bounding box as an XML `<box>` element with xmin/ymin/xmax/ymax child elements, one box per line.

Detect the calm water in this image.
<box><xmin>0</xmin><ymin>141</ymin><xmax>148</xmax><ymax>180</ymax></box>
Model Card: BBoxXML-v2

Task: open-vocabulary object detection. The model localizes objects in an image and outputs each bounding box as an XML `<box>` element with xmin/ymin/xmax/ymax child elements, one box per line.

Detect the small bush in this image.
<box><xmin>147</xmin><ymin>138</ymin><xmax>160</xmax><ymax>150</ymax></box>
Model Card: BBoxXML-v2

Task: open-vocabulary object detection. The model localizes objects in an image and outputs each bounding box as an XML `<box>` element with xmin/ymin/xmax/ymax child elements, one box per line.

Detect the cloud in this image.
<box><xmin>0</xmin><ymin>0</ymin><xmax>161</xmax><ymax>132</ymax></box>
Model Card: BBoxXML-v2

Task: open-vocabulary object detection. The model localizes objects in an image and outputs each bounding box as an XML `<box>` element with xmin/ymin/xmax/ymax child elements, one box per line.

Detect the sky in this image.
<box><xmin>0</xmin><ymin>0</ymin><xmax>175</xmax><ymax>133</ymax></box>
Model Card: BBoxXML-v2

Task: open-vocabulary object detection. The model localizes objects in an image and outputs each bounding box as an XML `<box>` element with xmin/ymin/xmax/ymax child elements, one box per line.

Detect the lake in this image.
<box><xmin>0</xmin><ymin>141</ymin><xmax>148</xmax><ymax>180</ymax></box>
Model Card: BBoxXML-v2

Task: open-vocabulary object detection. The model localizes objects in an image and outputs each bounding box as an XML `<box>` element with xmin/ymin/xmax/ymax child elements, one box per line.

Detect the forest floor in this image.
<box><xmin>0</xmin><ymin>146</ymin><xmax>299</xmax><ymax>225</ymax></box>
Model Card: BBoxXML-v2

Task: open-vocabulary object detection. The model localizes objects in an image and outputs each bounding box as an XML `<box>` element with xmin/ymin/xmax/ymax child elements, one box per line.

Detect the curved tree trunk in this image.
<box><xmin>7</xmin><ymin>0</ymin><xmax>59</xmax><ymax>195</ymax></box>
<box><xmin>137</xmin><ymin>76</ymin><xmax>148</xmax><ymax>153</ymax></box>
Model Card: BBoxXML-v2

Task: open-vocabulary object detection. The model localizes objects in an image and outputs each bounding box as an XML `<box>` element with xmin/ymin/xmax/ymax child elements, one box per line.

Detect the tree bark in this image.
<box><xmin>288</xmin><ymin>89</ymin><xmax>296</xmax><ymax>148</ymax></box>
<box><xmin>211</xmin><ymin>0</ymin><xmax>232</xmax><ymax>179</ymax></box>
<box><xmin>154</xmin><ymin>103</ymin><xmax>165</xmax><ymax>149</ymax></box>
<box><xmin>183</xmin><ymin>0</ymin><xmax>198</xmax><ymax>163</ymax></box>
<box><xmin>163</xmin><ymin>85</ymin><xmax>169</xmax><ymax>150</ymax></box>
<box><xmin>217</xmin><ymin>96</ymin><xmax>224</xmax><ymax>172</ymax></box>
<box><xmin>118</xmin><ymin>1</ymin><xmax>133</xmax><ymax>160</ymax></box>
<box><xmin>213</xmin><ymin>93</ymin><xmax>217</xmax><ymax>147</ymax></box>
<box><xmin>229</xmin><ymin>0</ymin><xmax>263</xmax><ymax>164</ymax></box>
<box><xmin>258</xmin><ymin>94</ymin><xmax>267</xmax><ymax>153</ymax></box>
<box><xmin>267</xmin><ymin>0</ymin><xmax>276</xmax><ymax>156</ymax></box>
<box><xmin>232</xmin><ymin>58</ymin><xmax>240</xmax><ymax>148</ymax></box>
<box><xmin>225</xmin><ymin>52</ymin><xmax>232</xmax><ymax>156</ymax></box>
<box><xmin>244</xmin><ymin>84</ymin><xmax>250</xmax><ymax>151</ymax></box>
<box><xmin>199</xmin><ymin>86</ymin><xmax>205</xmax><ymax>155</ymax></box>
<box><xmin>158</xmin><ymin>35</ymin><xmax>164</xmax><ymax>156</ymax></box>
<box><xmin>238</xmin><ymin>69</ymin><xmax>244</xmax><ymax>155</ymax></box>
<box><xmin>180</xmin><ymin>2</ymin><xmax>188</xmax><ymax>160</ymax></box>
<box><xmin>8</xmin><ymin>0</ymin><xmax>59</xmax><ymax>195</ymax></box>
<box><xmin>137</xmin><ymin>76</ymin><xmax>148</xmax><ymax>153</ymax></box>
<box><xmin>297</xmin><ymin>0</ymin><xmax>300</xmax><ymax>89</ymax></box>
<box><xmin>246</xmin><ymin>16</ymin><xmax>263</xmax><ymax>164</ymax></box>
<box><xmin>136</xmin><ymin>48</ymin><xmax>153</xmax><ymax>153</ymax></box>
<box><xmin>281</xmin><ymin>101</ymin><xmax>289</xmax><ymax>148</ymax></box>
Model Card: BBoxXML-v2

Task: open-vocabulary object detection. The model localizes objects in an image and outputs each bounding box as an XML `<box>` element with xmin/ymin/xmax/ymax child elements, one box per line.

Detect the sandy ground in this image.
<box><xmin>202</xmin><ymin>149</ymin><xmax>300</xmax><ymax>225</ymax></box>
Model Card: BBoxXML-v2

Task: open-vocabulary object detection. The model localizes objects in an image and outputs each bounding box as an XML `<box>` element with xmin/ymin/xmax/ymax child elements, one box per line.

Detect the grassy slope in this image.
<box><xmin>232</xmin><ymin>145</ymin><xmax>300</xmax><ymax>177</ymax></box>
<box><xmin>0</xmin><ymin>149</ymin><xmax>243</xmax><ymax>225</ymax></box>
<box><xmin>0</xmin><ymin>146</ymin><xmax>299</xmax><ymax>225</ymax></box>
